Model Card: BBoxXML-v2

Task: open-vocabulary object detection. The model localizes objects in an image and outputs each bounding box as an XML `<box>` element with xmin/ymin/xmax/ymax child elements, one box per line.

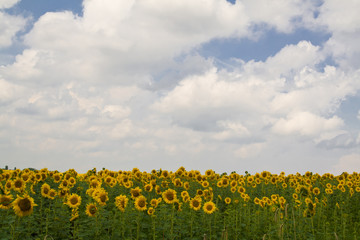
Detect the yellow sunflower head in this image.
<box><xmin>13</xmin><ymin>194</ymin><xmax>37</xmax><ymax>217</ymax></box>
<box><xmin>66</xmin><ymin>193</ymin><xmax>81</xmax><ymax>208</ymax></box>
<box><xmin>0</xmin><ymin>194</ymin><xmax>13</xmax><ymax>209</ymax></box>
<box><xmin>85</xmin><ymin>203</ymin><xmax>98</xmax><ymax>217</ymax></box>
<box><xmin>134</xmin><ymin>196</ymin><xmax>147</xmax><ymax>211</ymax></box>
<box><xmin>130</xmin><ymin>187</ymin><xmax>142</xmax><ymax>199</ymax></box>
<box><xmin>147</xmin><ymin>207</ymin><xmax>155</xmax><ymax>215</ymax></box>
<box><xmin>203</xmin><ymin>201</ymin><xmax>216</xmax><ymax>214</ymax></box>
<box><xmin>225</xmin><ymin>197</ymin><xmax>231</xmax><ymax>205</ymax></box>
<box><xmin>41</xmin><ymin>183</ymin><xmax>51</xmax><ymax>198</ymax></box>
<box><xmin>189</xmin><ymin>197</ymin><xmax>202</xmax><ymax>211</ymax></box>
<box><xmin>95</xmin><ymin>190</ymin><xmax>108</xmax><ymax>206</ymax></box>
<box><xmin>162</xmin><ymin>189</ymin><xmax>177</xmax><ymax>204</ymax></box>
<box><xmin>13</xmin><ymin>178</ymin><xmax>26</xmax><ymax>192</ymax></box>
<box><xmin>115</xmin><ymin>195</ymin><xmax>128</xmax><ymax>212</ymax></box>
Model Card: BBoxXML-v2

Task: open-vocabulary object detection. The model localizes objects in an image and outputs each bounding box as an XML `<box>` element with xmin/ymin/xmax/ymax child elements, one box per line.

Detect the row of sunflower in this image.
<box><xmin>1</xmin><ymin>167</ymin><xmax>360</xmax><ymax>239</ymax></box>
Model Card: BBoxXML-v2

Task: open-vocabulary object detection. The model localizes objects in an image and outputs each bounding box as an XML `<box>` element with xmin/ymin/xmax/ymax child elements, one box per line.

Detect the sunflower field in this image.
<box><xmin>1</xmin><ymin>167</ymin><xmax>360</xmax><ymax>240</ymax></box>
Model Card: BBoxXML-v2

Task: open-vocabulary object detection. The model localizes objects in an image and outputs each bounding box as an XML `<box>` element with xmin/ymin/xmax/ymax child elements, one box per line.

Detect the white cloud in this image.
<box><xmin>271</xmin><ymin>111</ymin><xmax>343</xmax><ymax>137</ymax></box>
<box><xmin>0</xmin><ymin>0</ymin><xmax>359</xmax><ymax>173</ymax></box>
<box><xmin>234</xmin><ymin>142</ymin><xmax>265</xmax><ymax>159</ymax></box>
<box><xmin>317</xmin><ymin>0</ymin><xmax>360</xmax><ymax>33</ymax></box>
<box><xmin>0</xmin><ymin>11</ymin><xmax>27</xmax><ymax>48</ymax></box>
<box><xmin>331</xmin><ymin>154</ymin><xmax>360</xmax><ymax>175</ymax></box>
<box><xmin>241</xmin><ymin>0</ymin><xmax>318</xmax><ymax>33</ymax></box>
<box><xmin>0</xmin><ymin>78</ymin><xmax>24</xmax><ymax>103</ymax></box>
<box><xmin>0</xmin><ymin>0</ymin><xmax>20</xmax><ymax>9</ymax></box>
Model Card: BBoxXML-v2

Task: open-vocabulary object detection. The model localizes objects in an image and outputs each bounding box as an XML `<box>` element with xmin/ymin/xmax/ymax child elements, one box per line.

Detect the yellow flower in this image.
<box><xmin>144</xmin><ymin>184</ymin><xmax>153</xmax><ymax>192</ymax></box>
<box><xmin>13</xmin><ymin>178</ymin><xmax>26</xmax><ymax>192</ymax></box>
<box><xmin>85</xmin><ymin>203</ymin><xmax>98</xmax><ymax>217</ymax></box>
<box><xmin>41</xmin><ymin>183</ymin><xmax>51</xmax><ymax>198</ymax></box>
<box><xmin>189</xmin><ymin>197</ymin><xmax>202</xmax><ymax>211</ymax></box>
<box><xmin>13</xmin><ymin>194</ymin><xmax>37</xmax><ymax>217</ymax></box>
<box><xmin>162</xmin><ymin>188</ymin><xmax>177</xmax><ymax>204</ymax></box>
<box><xmin>150</xmin><ymin>198</ymin><xmax>159</xmax><ymax>208</ymax></box>
<box><xmin>66</xmin><ymin>194</ymin><xmax>81</xmax><ymax>208</ymax></box>
<box><xmin>0</xmin><ymin>194</ymin><xmax>13</xmax><ymax>210</ymax></box>
<box><xmin>147</xmin><ymin>207</ymin><xmax>155</xmax><ymax>215</ymax></box>
<box><xmin>70</xmin><ymin>208</ymin><xmax>79</xmax><ymax>221</ymax></box>
<box><xmin>115</xmin><ymin>195</ymin><xmax>128</xmax><ymax>212</ymax></box>
<box><xmin>202</xmin><ymin>181</ymin><xmax>209</xmax><ymax>188</ymax></box>
<box><xmin>130</xmin><ymin>187</ymin><xmax>142</xmax><ymax>199</ymax></box>
<box><xmin>95</xmin><ymin>190</ymin><xmax>108</xmax><ymax>206</ymax></box>
<box><xmin>53</xmin><ymin>173</ymin><xmax>62</xmax><ymax>183</ymax></box>
<box><xmin>203</xmin><ymin>201</ymin><xmax>216</xmax><ymax>214</ymax></box>
<box><xmin>48</xmin><ymin>189</ymin><xmax>57</xmax><ymax>199</ymax></box>
<box><xmin>312</xmin><ymin>187</ymin><xmax>320</xmax><ymax>195</ymax></box>
<box><xmin>225</xmin><ymin>197</ymin><xmax>231</xmax><ymax>204</ymax></box>
<box><xmin>134</xmin><ymin>196</ymin><xmax>147</xmax><ymax>211</ymax></box>
<box><xmin>4</xmin><ymin>180</ymin><xmax>13</xmax><ymax>191</ymax></box>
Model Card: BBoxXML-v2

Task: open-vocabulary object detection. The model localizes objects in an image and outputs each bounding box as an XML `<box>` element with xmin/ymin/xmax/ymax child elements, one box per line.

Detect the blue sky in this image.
<box><xmin>0</xmin><ymin>0</ymin><xmax>359</xmax><ymax>174</ymax></box>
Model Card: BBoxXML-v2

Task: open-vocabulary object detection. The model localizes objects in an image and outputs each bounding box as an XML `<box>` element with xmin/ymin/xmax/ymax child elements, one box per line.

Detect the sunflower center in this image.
<box><xmin>138</xmin><ymin>200</ymin><xmax>145</xmax><ymax>208</ymax></box>
<box><xmin>15</xmin><ymin>180</ymin><xmax>23</xmax><ymax>188</ymax></box>
<box><xmin>166</xmin><ymin>193</ymin><xmax>174</xmax><ymax>201</ymax></box>
<box><xmin>1</xmin><ymin>197</ymin><xmax>11</xmax><ymax>206</ymax></box>
<box><xmin>89</xmin><ymin>206</ymin><xmax>97</xmax><ymax>215</ymax></box>
<box><xmin>70</xmin><ymin>197</ymin><xmax>78</xmax><ymax>205</ymax></box>
<box><xmin>43</xmin><ymin>188</ymin><xmax>49</xmax><ymax>194</ymax></box>
<box><xmin>206</xmin><ymin>205</ymin><xmax>213</xmax><ymax>211</ymax></box>
<box><xmin>193</xmin><ymin>200</ymin><xmax>199</xmax><ymax>208</ymax></box>
<box><xmin>100</xmin><ymin>195</ymin><xmax>106</xmax><ymax>202</ymax></box>
<box><xmin>18</xmin><ymin>198</ymin><xmax>31</xmax><ymax>212</ymax></box>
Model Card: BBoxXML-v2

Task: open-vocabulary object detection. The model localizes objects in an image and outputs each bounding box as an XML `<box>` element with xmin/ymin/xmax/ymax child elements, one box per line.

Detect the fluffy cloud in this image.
<box><xmin>0</xmin><ymin>11</ymin><xmax>27</xmax><ymax>48</ymax></box>
<box><xmin>331</xmin><ymin>154</ymin><xmax>360</xmax><ymax>175</ymax></box>
<box><xmin>241</xmin><ymin>0</ymin><xmax>319</xmax><ymax>33</ymax></box>
<box><xmin>271</xmin><ymin>111</ymin><xmax>343</xmax><ymax>137</ymax></box>
<box><xmin>0</xmin><ymin>0</ymin><xmax>20</xmax><ymax>9</ymax></box>
<box><xmin>0</xmin><ymin>0</ymin><xmax>359</xmax><ymax>173</ymax></box>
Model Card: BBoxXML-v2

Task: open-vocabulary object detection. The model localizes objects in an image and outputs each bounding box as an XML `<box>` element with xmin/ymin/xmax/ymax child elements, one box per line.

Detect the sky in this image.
<box><xmin>0</xmin><ymin>0</ymin><xmax>359</xmax><ymax>175</ymax></box>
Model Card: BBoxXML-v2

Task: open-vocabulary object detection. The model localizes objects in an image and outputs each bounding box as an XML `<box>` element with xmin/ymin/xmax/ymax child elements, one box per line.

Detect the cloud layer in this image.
<box><xmin>0</xmin><ymin>0</ymin><xmax>359</xmax><ymax>174</ymax></box>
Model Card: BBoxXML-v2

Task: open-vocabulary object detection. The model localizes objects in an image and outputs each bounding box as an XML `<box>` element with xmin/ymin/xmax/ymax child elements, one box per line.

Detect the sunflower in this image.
<box><xmin>183</xmin><ymin>182</ymin><xmax>190</xmax><ymax>190</ymax></box>
<box><xmin>202</xmin><ymin>181</ymin><xmax>209</xmax><ymax>188</ymax></box>
<box><xmin>147</xmin><ymin>207</ymin><xmax>155</xmax><ymax>215</ymax></box>
<box><xmin>150</xmin><ymin>198</ymin><xmax>159</xmax><ymax>208</ymax></box>
<box><xmin>20</xmin><ymin>173</ymin><xmax>31</xmax><ymax>182</ymax></box>
<box><xmin>58</xmin><ymin>189</ymin><xmax>69</xmax><ymax>199</ymax></box>
<box><xmin>13</xmin><ymin>178</ymin><xmax>26</xmax><ymax>192</ymax></box>
<box><xmin>189</xmin><ymin>197</ymin><xmax>202</xmax><ymax>211</ymax></box>
<box><xmin>13</xmin><ymin>194</ymin><xmax>37</xmax><ymax>217</ymax></box>
<box><xmin>70</xmin><ymin>208</ymin><xmax>79</xmax><ymax>221</ymax></box>
<box><xmin>130</xmin><ymin>187</ymin><xmax>142</xmax><ymax>199</ymax></box>
<box><xmin>162</xmin><ymin>188</ymin><xmax>177</xmax><ymax>204</ymax></box>
<box><xmin>225</xmin><ymin>197</ymin><xmax>231</xmax><ymax>205</ymax></box>
<box><xmin>134</xmin><ymin>196</ymin><xmax>147</xmax><ymax>211</ymax></box>
<box><xmin>95</xmin><ymin>190</ymin><xmax>108</xmax><ymax>206</ymax></box>
<box><xmin>312</xmin><ymin>187</ymin><xmax>320</xmax><ymax>195</ymax></box>
<box><xmin>203</xmin><ymin>201</ymin><xmax>216</xmax><ymax>214</ymax></box>
<box><xmin>144</xmin><ymin>184</ymin><xmax>153</xmax><ymax>192</ymax></box>
<box><xmin>66</xmin><ymin>194</ymin><xmax>81</xmax><ymax>208</ymax></box>
<box><xmin>68</xmin><ymin>177</ymin><xmax>76</xmax><ymax>186</ymax></box>
<box><xmin>4</xmin><ymin>180</ymin><xmax>13</xmax><ymax>191</ymax></box>
<box><xmin>41</xmin><ymin>183</ymin><xmax>51</xmax><ymax>198</ymax></box>
<box><xmin>115</xmin><ymin>195</ymin><xmax>128</xmax><ymax>212</ymax></box>
<box><xmin>237</xmin><ymin>186</ymin><xmax>246</xmax><ymax>194</ymax></box>
<box><xmin>0</xmin><ymin>194</ymin><xmax>13</xmax><ymax>209</ymax></box>
<box><xmin>48</xmin><ymin>189</ymin><xmax>57</xmax><ymax>199</ymax></box>
<box><xmin>85</xmin><ymin>203</ymin><xmax>98</xmax><ymax>217</ymax></box>
<box><xmin>53</xmin><ymin>173</ymin><xmax>62</xmax><ymax>183</ymax></box>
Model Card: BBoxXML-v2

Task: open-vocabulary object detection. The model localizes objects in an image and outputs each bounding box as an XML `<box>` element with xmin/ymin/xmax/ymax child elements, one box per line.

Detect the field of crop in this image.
<box><xmin>1</xmin><ymin>167</ymin><xmax>360</xmax><ymax>240</ymax></box>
